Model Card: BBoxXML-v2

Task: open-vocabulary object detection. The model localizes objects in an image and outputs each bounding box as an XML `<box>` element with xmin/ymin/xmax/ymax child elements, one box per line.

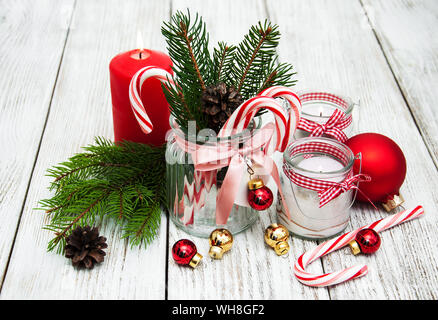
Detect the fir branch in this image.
<box><xmin>161</xmin><ymin>11</ymin><xmax>297</xmax><ymax>133</ymax></box>
<box><xmin>212</xmin><ymin>42</ymin><xmax>236</xmax><ymax>85</ymax></box>
<box><xmin>228</xmin><ymin>19</ymin><xmax>296</xmax><ymax>100</ymax></box>
<box><xmin>161</xmin><ymin>10</ymin><xmax>212</xmax><ymax>131</ymax></box>
<box><xmin>178</xmin><ymin>20</ymin><xmax>206</xmax><ymax>90</ymax></box>
<box><xmin>237</xmin><ymin>26</ymin><xmax>273</xmax><ymax>92</ymax></box>
<box><xmin>50</xmin><ymin>190</ymin><xmax>110</xmax><ymax>246</ymax></box>
<box><xmin>39</xmin><ymin>138</ymin><xmax>167</xmax><ymax>254</ymax></box>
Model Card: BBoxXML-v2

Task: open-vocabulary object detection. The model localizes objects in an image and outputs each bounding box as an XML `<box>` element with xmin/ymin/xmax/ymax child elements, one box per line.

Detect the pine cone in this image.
<box><xmin>201</xmin><ymin>82</ymin><xmax>243</xmax><ymax>133</ymax></box>
<box><xmin>65</xmin><ymin>226</ymin><xmax>108</xmax><ymax>269</ymax></box>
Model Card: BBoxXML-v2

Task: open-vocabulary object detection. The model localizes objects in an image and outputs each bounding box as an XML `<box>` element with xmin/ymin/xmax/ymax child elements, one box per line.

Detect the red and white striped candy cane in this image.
<box><xmin>129</xmin><ymin>66</ymin><xmax>175</xmax><ymax>134</ymax></box>
<box><xmin>294</xmin><ymin>205</ymin><xmax>424</xmax><ymax>287</ymax></box>
<box><xmin>219</xmin><ymin>89</ymin><xmax>301</xmax><ymax>152</ymax></box>
<box><xmin>258</xmin><ymin>86</ymin><xmax>302</xmax><ymax>151</ymax></box>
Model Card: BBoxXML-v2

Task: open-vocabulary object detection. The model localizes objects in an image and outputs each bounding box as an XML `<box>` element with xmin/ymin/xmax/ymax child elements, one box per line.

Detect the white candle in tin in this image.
<box><xmin>294</xmin><ymin>93</ymin><xmax>355</xmax><ymax>140</ymax></box>
<box><xmin>278</xmin><ymin>155</ymin><xmax>353</xmax><ymax>239</ymax></box>
<box><xmin>298</xmin><ymin>156</ymin><xmax>344</xmax><ymax>179</ymax></box>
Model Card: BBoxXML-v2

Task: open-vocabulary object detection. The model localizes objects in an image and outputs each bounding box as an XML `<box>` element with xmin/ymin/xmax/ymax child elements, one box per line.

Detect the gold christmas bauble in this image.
<box><xmin>264</xmin><ymin>223</ymin><xmax>290</xmax><ymax>256</ymax></box>
<box><xmin>208</xmin><ymin>228</ymin><xmax>233</xmax><ymax>259</ymax></box>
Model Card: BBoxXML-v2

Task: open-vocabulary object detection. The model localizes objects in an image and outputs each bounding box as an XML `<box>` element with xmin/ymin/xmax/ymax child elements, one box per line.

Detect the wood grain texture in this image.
<box><xmin>166</xmin><ymin>0</ymin><xmax>329</xmax><ymax>300</ymax></box>
<box><xmin>267</xmin><ymin>0</ymin><xmax>438</xmax><ymax>299</ymax></box>
<box><xmin>0</xmin><ymin>0</ymin><xmax>74</xmax><ymax>284</ymax></box>
<box><xmin>0</xmin><ymin>0</ymin><xmax>437</xmax><ymax>300</ymax></box>
<box><xmin>361</xmin><ymin>0</ymin><xmax>438</xmax><ymax>166</ymax></box>
<box><xmin>0</xmin><ymin>0</ymin><xmax>171</xmax><ymax>299</ymax></box>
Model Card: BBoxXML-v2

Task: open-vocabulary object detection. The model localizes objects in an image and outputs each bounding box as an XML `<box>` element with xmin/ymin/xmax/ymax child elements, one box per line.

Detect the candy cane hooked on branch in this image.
<box><xmin>294</xmin><ymin>205</ymin><xmax>424</xmax><ymax>287</ymax></box>
<box><xmin>129</xmin><ymin>66</ymin><xmax>175</xmax><ymax>134</ymax></box>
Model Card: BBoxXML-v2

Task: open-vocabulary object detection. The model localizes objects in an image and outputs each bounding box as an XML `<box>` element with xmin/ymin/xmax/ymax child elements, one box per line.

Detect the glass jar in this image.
<box><xmin>166</xmin><ymin>117</ymin><xmax>262</xmax><ymax>238</ymax></box>
<box><xmin>277</xmin><ymin>137</ymin><xmax>356</xmax><ymax>240</ymax></box>
<box><xmin>294</xmin><ymin>91</ymin><xmax>358</xmax><ymax>140</ymax></box>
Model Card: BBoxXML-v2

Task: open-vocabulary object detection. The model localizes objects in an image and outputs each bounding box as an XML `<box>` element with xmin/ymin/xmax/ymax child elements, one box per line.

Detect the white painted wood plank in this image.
<box><xmin>0</xmin><ymin>0</ymin><xmax>74</xmax><ymax>283</ymax></box>
<box><xmin>361</xmin><ymin>0</ymin><xmax>438</xmax><ymax>166</ymax></box>
<box><xmin>1</xmin><ymin>0</ymin><xmax>171</xmax><ymax>299</ymax></box>
<box><xmin>166</xmin><ymin>0</ymin><xmax>329</xmax><ymax>300</ymax></box>
<box><xmin>267</xmin><ymin>0</ymin><xmax>438</xmax><ymax>299</ymax></box>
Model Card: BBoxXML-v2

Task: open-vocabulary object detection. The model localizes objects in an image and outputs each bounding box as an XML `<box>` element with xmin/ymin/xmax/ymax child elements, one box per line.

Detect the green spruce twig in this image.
<box><xmin>161</xmin><ymin>11</ymin><xmax>297</xmax><ymax>132</ymax></box>
<box><xmin>39</xmin><ymin>138</ymin><xmax>166</xmax><ymax>254</ymax></box>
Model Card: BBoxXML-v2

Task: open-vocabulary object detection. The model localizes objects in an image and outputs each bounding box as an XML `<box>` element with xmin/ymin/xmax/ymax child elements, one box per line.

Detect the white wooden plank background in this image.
<box><xmin>362</xmin><ymin>0</ymin><xmax>438</xmax><ymax>166</ymax></box>
<box><xmin>0</xmin><ymin>0</ymin><xmax>75</xmax><ymax>286</ymax></box>
<box><xmin>0</xmin><ymin>0</ymin><xmax>171</xmax><ymax>299</ymax></box>
<box><xmin>0</xmin><ymin>0</ymin><xmax>437</xmax><ymax>299</ymax></box>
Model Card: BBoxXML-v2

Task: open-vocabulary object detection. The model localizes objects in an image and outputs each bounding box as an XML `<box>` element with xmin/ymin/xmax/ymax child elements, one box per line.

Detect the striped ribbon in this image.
<box><xmin>283</xmin><ymin>141</ymin><xmax>371</xmax><ymax>207</ymax></box>
<box><xmin>297</xmin><ymin>109</ymin><xmax>352</xmax><ymax>143</ymax></box>
<box><xmin>297</xmin><ymin>91</ymin><xmax>353</xmax><ymax>143</ymax></box>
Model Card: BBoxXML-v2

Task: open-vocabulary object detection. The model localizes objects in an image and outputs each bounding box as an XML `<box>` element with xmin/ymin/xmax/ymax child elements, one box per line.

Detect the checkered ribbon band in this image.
<box><xmin>297</xmin><ymin>92</ymin><xmax>352</xmax><ymax>143</ymax></box>
<box><xmin>283</xmin><ymin>142</ymin><xmax>371</xmax><ymax>207</ymax></box>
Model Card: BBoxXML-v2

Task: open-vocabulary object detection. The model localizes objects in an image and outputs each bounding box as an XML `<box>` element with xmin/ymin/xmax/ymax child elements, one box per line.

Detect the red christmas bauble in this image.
<box><xmin>248</xmin><ymin>186</ymin><xmax>273</xmax><ymax>211</ymax></box>
<box><xmin>355</xmin><ymin>229</ymin><xmax>381</xmax><ymax>254</ymax></box>
<box><xmin>172</xmin><ymin>239</ymin><xmax>198</xmax><ymax>266</ymax></box>
<box><xmin>345</xmin><ymin>133</ymin><xmax>406</xmax><ymax>203</ymax></box>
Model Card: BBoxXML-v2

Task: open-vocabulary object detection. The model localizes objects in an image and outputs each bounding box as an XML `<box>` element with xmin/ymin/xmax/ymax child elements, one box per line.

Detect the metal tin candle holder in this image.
<box><xmin>294</xmin><ymin>91</ymin><xmax>358</xmax><ymax>142</ymax></box>
<box><xmin>278</xmin><ymin>137</ymin><xmax>357</xmax><ymax>240</ymax></box>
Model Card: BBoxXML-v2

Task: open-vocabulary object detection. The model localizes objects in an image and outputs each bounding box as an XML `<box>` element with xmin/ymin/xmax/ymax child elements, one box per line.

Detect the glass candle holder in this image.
<box><xmin>294</xmin><ymin>91</ymin><xmax>358</xmax><ymax>141</ymax></box>
<box><xmin>277</xmin><ymin>137</ymin><xmax>356</xmax><ymax>240</ymax></box>
<box><xmin>166</xmin><ymin>117</ymin><xmax>262</xmax><ymax>238</ymax></box>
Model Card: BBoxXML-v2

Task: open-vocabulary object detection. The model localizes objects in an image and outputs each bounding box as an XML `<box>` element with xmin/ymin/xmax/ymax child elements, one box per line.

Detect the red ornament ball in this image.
<box><xmin>172</xmin><ymin>239</ymin><xmax>198</xmax><ymax>266</ymax></box>
<box><xmin>345</xmin><ymin>133</ymin><xmax>406</xmax><ymax>203</ymax></box>
<box><xmin>248</xmin><ymin>186</ymin><xmax>273</xmax><ymax>211</ymax></box>
<box><xmin>355</xmin><ymin>229</ymin><xmax>381</xmax><ymax>254</ymax></box>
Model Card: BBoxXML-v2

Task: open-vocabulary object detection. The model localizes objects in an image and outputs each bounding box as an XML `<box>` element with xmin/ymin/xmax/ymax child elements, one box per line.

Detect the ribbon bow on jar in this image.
<box><xmin>284</xmin><ymin>167</ymin><xmax>373</xmax><ymax>208</ymax></box>
<box><xmin>188</xmin><ymin>122</ymin><xmax>288</xmax><ymax>224</ymax></box>
<box><xmin>297</xmin><ymin>109</ymin><xmax>352</xmax><ymax>143</ymax></box>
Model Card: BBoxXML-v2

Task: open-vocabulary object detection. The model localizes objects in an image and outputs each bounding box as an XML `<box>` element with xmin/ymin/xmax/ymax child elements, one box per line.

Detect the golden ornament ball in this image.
<box><xmin>208</xmin><ymin>228</ymin><xmax>233</xmax><ymax>259</ymax></box>
<box><xmin>264</xmin><ymin>223</ymin><xmax>290</xmax><ymax>256</ymax></box>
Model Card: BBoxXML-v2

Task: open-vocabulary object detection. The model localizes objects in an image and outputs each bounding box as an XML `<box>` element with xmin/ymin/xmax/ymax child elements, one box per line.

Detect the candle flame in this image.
<box><xmin>137</xmin><ymin>30</ymin><xmax>144</xmax><ymax>51</ymax></box>
<box><xmin>318</xmin><ymin>107</ymin><xmax>324</xmax><ymax>117</ymax></box>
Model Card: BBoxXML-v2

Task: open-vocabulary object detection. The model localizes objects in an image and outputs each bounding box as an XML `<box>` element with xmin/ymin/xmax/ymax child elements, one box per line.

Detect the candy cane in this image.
<box><xmin>129</xmin><ymin>66</ymin><xmax>175</xmax><ymax>134</ymax></box>
<box><xmin>259</xmin><ymin>86</ymin><xmax>302</xmax><ymax>124</ymax></box>
<box><xmin>220</xmin><ymin>86</ymin><xmax>301</xmax><ymax>152</ymax></box>
<box><xmin>294</xmin><ymin>205</ymin><xmax>424</xmax><ymax>287</ymax></box>
<box><xmin>218</xmin><ymin>98</ymin><xmax>284</xmax><ymax>152</ymax></box>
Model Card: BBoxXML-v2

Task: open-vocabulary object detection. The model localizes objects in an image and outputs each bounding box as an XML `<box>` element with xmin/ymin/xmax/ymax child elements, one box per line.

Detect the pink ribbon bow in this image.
<box><xmin>297</xmin><ymin>109</ymin><xmax>352</xmax><ymax>143</ymax></box>
<box><xmin>175</xmin><ymin>123</ymin><xmax>291</xmax><ymax>225</ymax></box>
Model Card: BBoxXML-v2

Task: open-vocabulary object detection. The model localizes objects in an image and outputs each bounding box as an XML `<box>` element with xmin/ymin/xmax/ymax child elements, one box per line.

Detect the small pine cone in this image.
<box><xmin>65</xmin><ymin>226</ymin><xmax>108</xmax><ymax>269</ymax></box>
<box><xmin>201</xmin><ymin>82</ymin><xmax>243</xmax><ymax>133</ymax></box>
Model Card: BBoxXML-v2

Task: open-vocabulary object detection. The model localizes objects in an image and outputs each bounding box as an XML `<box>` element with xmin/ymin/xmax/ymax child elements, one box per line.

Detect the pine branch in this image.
<box><xmin>39</xmin><ymin>138</ymin><xmax>167</xmax><ymax>254</ymax></box>
<box><xmin>161</xmin><ymin>11</ymin><xmax>297</xmax><ymax>133</ymax></box>
<box><xmin>237</xmin><ymin>26</ymin><xmax>273</xmax><ymax>92</ymax></box>
<box><xmin>228</xmin><ymin>20</ymin><xmax>296</xmax><ymax>100</ymax></box>
<box><xmin>178</xmin><ymin>20</ymin><xmax>206</xmax><ymax>90</ymax></box>
<box><xmin>161</xmin><ymin>10</ymin><xmax>212</xmax><ymax>131</ymax></box>
<box><xmin>212</xmin><ymin>42</ymin><xmax>236</xmax><ymax>85</ymax></box>
<box><xmin>51</xmin><ymin>190</ymin><xmax>109</xmax><ymax>246</ymax></box>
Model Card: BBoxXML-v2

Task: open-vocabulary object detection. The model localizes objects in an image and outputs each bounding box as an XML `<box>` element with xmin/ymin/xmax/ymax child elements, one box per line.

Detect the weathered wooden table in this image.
<box><xmin>1</xmin><ymin>0</ymin><xmax>437</xmax><ymax>300</ymax></box>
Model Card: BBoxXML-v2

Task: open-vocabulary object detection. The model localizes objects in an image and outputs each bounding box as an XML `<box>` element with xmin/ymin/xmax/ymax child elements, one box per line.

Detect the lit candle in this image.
<box><xmin>294</xmin><ymin>91</ymin><xmax>355</xmax><ymax>140</ymax></box>
<box><xmin>278</xmin><ymin>138</ymin><xmax>354</xmax><ymax>239</ymax></box>
<box><xmin>109</xmin><ymin>34</ymin><xmax>173</xmax><ymax>146</ymax></box>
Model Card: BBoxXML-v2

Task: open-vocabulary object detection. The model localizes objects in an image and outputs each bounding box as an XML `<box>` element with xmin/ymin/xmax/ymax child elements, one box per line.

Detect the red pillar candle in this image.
<box><xmin>109</xmin><ymin>49</ymin><xmax>172</xmax><ymax>146</ymax></box>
